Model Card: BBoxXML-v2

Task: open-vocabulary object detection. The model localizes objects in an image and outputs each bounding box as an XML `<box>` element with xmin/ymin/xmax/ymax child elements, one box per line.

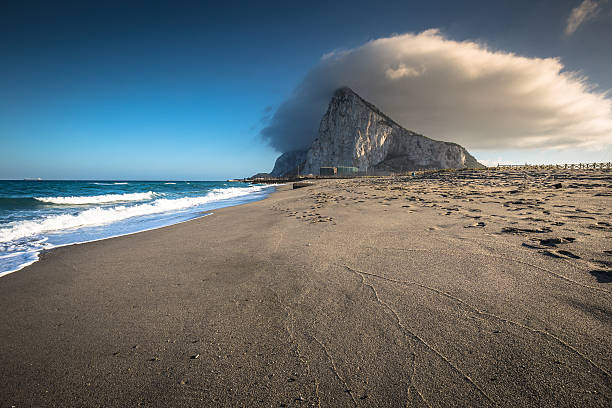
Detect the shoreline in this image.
<box><xmin>0</xmin><ymin>171</ymin><xmax>610</xmax><ymax>407</ymax></box>
<box><xmin>0</xmin><ymin>213</ymin><xmax>216</xmax><ymax>279</ymax></box>
<box><xmin>0</xmin><ymin>184</ymin><xmax>277</xmax><ymax>278</ymax></box>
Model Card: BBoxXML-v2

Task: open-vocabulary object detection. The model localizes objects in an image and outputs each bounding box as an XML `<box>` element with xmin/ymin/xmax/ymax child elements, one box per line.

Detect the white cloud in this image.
<box><xmin>385</xmin><ymin>63</ymin><xmax>425</xmax><ymax>80</ymax></box>
<box><xmin>477</xmin><ymin>158</ymin><xmax>516</xmax><ymax>167</ymax></box>
<box><xmin>565</xmin><ymin>0</ymin><xmax>600</xmax><ymax>35</ymax></box>
<box><xmin>261</xmin><ymin>29</ymin><xmax>612</xmax><ymax>153</ymax></box>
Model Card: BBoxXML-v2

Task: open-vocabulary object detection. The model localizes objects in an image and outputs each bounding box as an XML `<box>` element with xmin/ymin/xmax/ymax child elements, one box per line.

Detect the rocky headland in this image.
<box><xmin>269</xmin><ymin>87</ymin><xmax>483</xmax><ymax>177</ymax></box>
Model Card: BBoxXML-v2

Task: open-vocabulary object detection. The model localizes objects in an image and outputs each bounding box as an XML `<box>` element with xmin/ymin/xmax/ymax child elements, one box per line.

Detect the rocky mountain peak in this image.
<box><xmin>332</xmin><ymin>86</ymin><xmax>360</xmax><ymax>99</ymax></box>
<box><xmin>267</xmin><ymin>88</ymin><xmax>483</xmax><ymax>177</ymax></box>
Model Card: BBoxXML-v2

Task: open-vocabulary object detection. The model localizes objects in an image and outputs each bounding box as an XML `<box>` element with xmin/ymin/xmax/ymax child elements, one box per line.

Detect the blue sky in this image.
<box><xmin>1</xmin><ymin>0</ymin><xmax>611</xmax><ymax>179</ymax></box>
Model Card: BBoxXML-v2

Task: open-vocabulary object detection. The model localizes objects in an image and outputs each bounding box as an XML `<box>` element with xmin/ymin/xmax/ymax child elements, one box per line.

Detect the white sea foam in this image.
<box><xmin>1</xmin><ymin>186</ymin><xmax>267</xmax><ymax>243</ymax></box>
<box><xmin>0</xmin><ymin>252</ymin><xmax>26</xmax><ymax>259</ymax></box>
<box><xmin>34</xmin><ymin>191</ymin><xmax>156</xmax><ymax>205</ymax></box>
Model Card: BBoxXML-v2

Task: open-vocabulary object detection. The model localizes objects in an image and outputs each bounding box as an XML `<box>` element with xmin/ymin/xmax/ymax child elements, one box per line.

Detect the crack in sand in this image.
<box><xmin>411</xmin><ymin>387</ymin><xmax>433</xmax><ymax>408</ymax></box>
<box><xmin>345</xmin><ymin>266</ymin><xmax>497</xmax><ymax>406</ymax></box>
<box><xmin>464</xmin><ymin>239</ymin><xmax>611</xmax><ymax>291</ymax></box>
<box><xmin>346</xmin><ymin>265</ymin><xmax>611</xmax><ymax>379</ymax></box>
<box><xmin>273</xmin><ymin>230</ymin><xmax>284</xmax><ymax>253</ymax></box>
<box><xmin>405</xmin><ymin>351</ymin><xmax>433</xmax><ymax>408</ymax></box>
<box><xmin>375</xmin><ymin>238</ymin><xmax>610</xmax><ymax>295</ymax></box>
<box><xmin>310</xmin><ymin>335</ymin><xmax>359</xmax><ymax>407</ymax></box>
<box><xmin>267</xmin><ymin>288</ymin><xmax>322</xmax><ymax>407</ymax></box>
<box><xmin>486</xmin><ymin>254</ymin><xmax>610</xmax><ymax>294</ymax></box>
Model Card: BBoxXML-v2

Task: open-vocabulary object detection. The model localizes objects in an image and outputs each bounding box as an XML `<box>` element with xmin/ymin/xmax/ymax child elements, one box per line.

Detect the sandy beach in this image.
<box><xmin>0</xmin><ymin>169</ymin><xmax>610</xmax><ymax>407</ymax></box>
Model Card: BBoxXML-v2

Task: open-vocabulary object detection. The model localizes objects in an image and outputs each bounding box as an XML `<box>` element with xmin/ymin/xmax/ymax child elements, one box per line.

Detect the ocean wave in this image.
<box><xmin>0</xmin><ymin>197</ymin><xmax>48</xmax><ymax>210</ymax></box>
<box><xmin>91</xmin><ymin>182</ymin><xmax>129</xmax><ymax>185</ymax></box>
<box><xmin>164</xmin><ymin>182</ymin><xmax>176</xmax><ymax>184</ymax></box>
<box><xmin>34</xmin><ymin>191</ymin><xmax>156</xmax><ymax>205</ymax></box>
<box><xmin>0</xmin><ymin>186</ymin><xmax>267</xmax><ymax>243</ymax></box>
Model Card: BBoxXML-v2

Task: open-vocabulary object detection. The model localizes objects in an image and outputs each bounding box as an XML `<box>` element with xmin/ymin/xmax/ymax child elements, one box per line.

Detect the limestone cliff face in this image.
<box><xmin>270</xmin><ymin>87</ymin><xmax>483</xmax><ymax>176</ymax></box>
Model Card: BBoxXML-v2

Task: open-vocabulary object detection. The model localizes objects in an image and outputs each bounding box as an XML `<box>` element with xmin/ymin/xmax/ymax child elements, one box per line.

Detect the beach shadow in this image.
<box><xmin>590</xmin><ymin>270</ymin><xmax>612</xmax><ymax>283</ymax></box>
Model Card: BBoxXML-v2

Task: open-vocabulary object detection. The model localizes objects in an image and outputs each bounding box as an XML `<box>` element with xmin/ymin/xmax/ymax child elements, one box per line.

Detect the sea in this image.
<box><xmin>0</xmin><ymin>180</ymin><xmax>275</xmax><ymax>277</ymax></box>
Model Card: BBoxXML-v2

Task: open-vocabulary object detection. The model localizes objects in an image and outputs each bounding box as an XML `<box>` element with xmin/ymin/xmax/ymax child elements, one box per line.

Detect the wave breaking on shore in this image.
<box><xmin>0</xmin><ymin>183</ymin><xmax>274</xmax><ymax>277</ymax></box>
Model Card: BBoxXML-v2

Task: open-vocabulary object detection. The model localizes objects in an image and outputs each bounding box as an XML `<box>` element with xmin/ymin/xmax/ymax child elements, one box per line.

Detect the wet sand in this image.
<box><xmin>0</xmin><ymin>169</ymin><xmax>610</xmax><ymax>407</ymax></box>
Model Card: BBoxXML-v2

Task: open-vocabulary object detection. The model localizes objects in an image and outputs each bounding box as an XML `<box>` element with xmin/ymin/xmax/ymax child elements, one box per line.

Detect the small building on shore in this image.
<box><xmin>337</xmin><ymin>166</ymin><xmax>358</xmax><ymax>176</ymax></box>
<box><xmin>320</xmin><ymin>167</ymin><xmax>337</xmax><ymax>176</ymax></box>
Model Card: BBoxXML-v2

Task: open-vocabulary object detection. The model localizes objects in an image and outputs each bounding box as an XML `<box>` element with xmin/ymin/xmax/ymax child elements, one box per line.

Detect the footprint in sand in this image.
<box><xmin>540</xmin><ymin>249</ymin><xmax>581</xmax><ymax>259</ymax></box>
<box><xmin>501</xmin><ymin>226</ymin><xmax>552</xmax><ymax>234</ymax></box>
<box><xmin>591</xmin><ymin>258</ymin><xmax>612</xmax><ymax>269</ymax></box>
<box><xmin>557</xmin><ymin>250</ymin><xmax>581</xmax><ymax>259</ymax></box>
<box><xmin>589</xmin><ymin>270</ymin><xmax>612</xmax><ymax>283</ymax></box>
<box><xmin>538</xmin><ymin>237</ymin><xmax>575</xmax><ymax>246</ymax></box>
